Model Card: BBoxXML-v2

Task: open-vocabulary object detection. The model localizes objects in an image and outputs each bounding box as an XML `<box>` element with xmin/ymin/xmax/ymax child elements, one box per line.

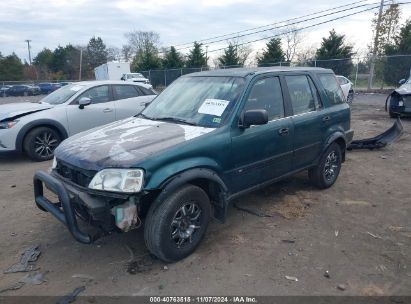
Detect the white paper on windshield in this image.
<box><xmin>198</xmin><ymin>99</ymin><xmax>230</xmax><ymax>116</ymax></box>
<box><xmin>70</xmin><ymin>85</ymin><xmax>83</xmax><ymax>92</ymax></box>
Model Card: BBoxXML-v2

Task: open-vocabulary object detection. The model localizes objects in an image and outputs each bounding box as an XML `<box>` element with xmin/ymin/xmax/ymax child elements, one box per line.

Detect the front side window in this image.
<box><xmin>243</xmin><ymin>76</ymin><xmax>284</xmax><ymax>120</ymax></box>
<box><xmin>285</xmin><ymin>75</ymin><xmax>316</xmax><ymax>115</ymax></box>
<box><xmin>113</xmin><ymin>85</ymin><xmax>139</xmax><ymax>100</ymax></box>
<box><xmin>318</xmin><ymin>74</ymin><xmax>345</xmax><ymax>105</ymax></box>
<box><xmin>76</xmin><ymin>85</ymin><xmax>110</xmax><ymax>104</ymax></box>
<box><xmin>142</xmin><ymin>76</ymin><xmax>245</xmax><ymax>128</ymax></box>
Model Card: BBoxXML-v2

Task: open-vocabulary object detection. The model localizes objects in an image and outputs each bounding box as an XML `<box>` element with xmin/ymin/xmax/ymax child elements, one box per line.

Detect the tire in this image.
<box><xmin>144</xmin><ymin>184</ymin><xmax>211</xmax><ymax>262</ymax></box>
<box><xmin>389</xmin><ymin>109</ymin><xmax>399</xmax><ymax>118</ymax></box>
<box><xmin>23</xmin><ymin>127</ymin><xmax>61</xmax><ymax>161</ymax></box>
<box><xmin>308</xmin><ymin>143</ymin><xmax>342</xmax><ymax>189</ymax></box>
<box><xmin>347</xmin><ymin>91</ymin><xmax>354</xmax><ymax>104</ymax></box>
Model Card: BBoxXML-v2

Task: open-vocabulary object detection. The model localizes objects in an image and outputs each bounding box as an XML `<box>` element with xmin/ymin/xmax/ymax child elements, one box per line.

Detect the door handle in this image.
<box><xmin>322</xmin><ymin>115</ymin><xmax>331</xmax><ymax>122</ymax></box>
<box><xmin>103</xmin><ymin>108</ymin><xmax>113</xmax><ymax>113</ymax></box>
<box><xmin>278</xmin><ymin>128</ymin><xmax>289</xmax><ymax>136</ymax></box>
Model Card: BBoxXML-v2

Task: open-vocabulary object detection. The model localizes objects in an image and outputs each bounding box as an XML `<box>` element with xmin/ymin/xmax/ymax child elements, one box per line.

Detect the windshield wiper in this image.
<box><xmin>137</xmin><ymin>113</ymin><xmax>154</xmax><ymax>120</ymax></box>
<box><xmin>154</xmin><ymin>116</ymin><xmax>197</xmax><ymax>126</ymax></box>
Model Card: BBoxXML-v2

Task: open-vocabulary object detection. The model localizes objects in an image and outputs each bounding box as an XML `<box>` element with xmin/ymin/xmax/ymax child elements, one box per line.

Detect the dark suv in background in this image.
<box><xmin>6</xmin><ymin>84</ymin><xmax>41</xmax><ymax>96</ymax></box>
<box><xmin>34</xmin><ymin>67</ymin><xmax>353</xmax><ymax>262</ymax></box>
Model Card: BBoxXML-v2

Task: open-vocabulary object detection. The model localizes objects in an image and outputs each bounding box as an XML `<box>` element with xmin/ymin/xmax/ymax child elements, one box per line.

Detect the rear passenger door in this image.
<box><xmin>283</xmin><ymin>74</ymin><xmax>325</xmax><ymax>169</ymax></box>
<box><xmin>112</xmin><ymin>84</ymin><xmax>154</xmax><ymax>119</ymax></box>
<box><xmin>230</xmin><ymin>76</ymin><xmax>294</xmax><ymax>193</ymax></box>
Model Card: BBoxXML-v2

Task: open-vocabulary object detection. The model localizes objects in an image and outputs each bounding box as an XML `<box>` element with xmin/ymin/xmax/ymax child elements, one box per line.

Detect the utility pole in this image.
<box><xmin>205</xmin><ymin>45</ymin><xmax>209</xmax><ymax>67</ymax></box>
<box><xmin>368</xmin><ymin>0</ymin><xmax>384</xmax><ymax>90</ymax></box>
<box><xmin>25</xmin><ymin>39</ymin><xmax>32</xmax><ymax>65</ymax></box>
<box><xmin>79</xmin><ymin>49</ymin><xmax>83</xmax><ymax>81</ymax></box>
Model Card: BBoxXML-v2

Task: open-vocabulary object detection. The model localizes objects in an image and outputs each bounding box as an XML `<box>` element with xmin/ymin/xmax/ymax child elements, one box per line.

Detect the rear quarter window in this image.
<box><xmin>318</xmin><ymin>74</ymin><xmax>345</xmax><ymax>105</ymax></box>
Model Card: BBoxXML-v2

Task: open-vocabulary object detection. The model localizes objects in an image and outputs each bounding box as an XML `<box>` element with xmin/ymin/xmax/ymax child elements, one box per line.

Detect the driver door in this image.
<box><xmin>229</xmin><ymin>76</ymin><xmax>294</xmax><ymax>193</ymax></box>
<box><xmin>65</xmin><ymin>85</ymin><xmax>116</xmax><ymax>136</ymax></box>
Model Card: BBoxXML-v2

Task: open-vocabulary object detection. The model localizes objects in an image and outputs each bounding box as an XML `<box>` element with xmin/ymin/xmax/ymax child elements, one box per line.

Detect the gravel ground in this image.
<box><xmin>0</xmin><ymin>94</ymin><xmax>410</xmax><ymax>297</ymax></box>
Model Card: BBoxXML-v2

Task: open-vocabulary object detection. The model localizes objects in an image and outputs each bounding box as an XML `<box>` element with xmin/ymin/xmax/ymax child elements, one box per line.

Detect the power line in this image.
<box><xmin>207</xmin><ymin>1</ymin><xmax>411</xmax><ymax>53</ymax></box>
<box><xmin>171</xmin><ymin>0</ymin><xmax>377</xmax><ymax>50</ymax></box>
<box><xmin>173</xmin><ymin>0</ymin><xmax>372</xmax><ymax>47</ymax></box>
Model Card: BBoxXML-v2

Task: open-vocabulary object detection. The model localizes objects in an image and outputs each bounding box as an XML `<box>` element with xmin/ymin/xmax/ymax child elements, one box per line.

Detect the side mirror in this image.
<box><xmin>399</xmin><ymin>79</ymin><xmax>406</xmax><ymax>85</ymax></box>
<box><xmin>121</xmin><ymin>76</ymin><xmax>125</xmax><ymax>81</ymax></box>
<box><xmin>240</xmin><ymin>109</ymin><xmax>268</xmax><ymax>128</ymax></box>
<box><xmin>78</xmin><ymin>97</ymin><xmax>91</xmax><ymax>109</ymax></box>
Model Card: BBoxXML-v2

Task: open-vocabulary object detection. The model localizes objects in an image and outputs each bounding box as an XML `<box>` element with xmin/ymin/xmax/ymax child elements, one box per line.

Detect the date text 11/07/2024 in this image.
<box><xmin>149</xmin><ymin>296</ymin><xmax>257</xmax><ymax>303</ymax></box>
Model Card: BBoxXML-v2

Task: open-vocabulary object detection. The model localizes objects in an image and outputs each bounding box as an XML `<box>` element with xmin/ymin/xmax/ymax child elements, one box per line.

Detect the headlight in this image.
<box><xmin>0</xmin><ymin>120</ymin><xmax>18</xmax><ymax>129</ymax></box>
<box><xmin>88</xmin><ymin>169</ymin><xmax>144</xmax><ymax>193</ymax></box>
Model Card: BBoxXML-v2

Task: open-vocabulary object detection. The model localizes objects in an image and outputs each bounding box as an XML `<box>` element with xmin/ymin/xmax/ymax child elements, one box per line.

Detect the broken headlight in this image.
<box><xmin>88</xmin><ymin>169</ymin><xmax>144</xmax><ymax>193</ymax></box>
<box><xmin>0</xmin><ymin>120</ymin><xmax>18</xmax><ymax>129</ymax></box>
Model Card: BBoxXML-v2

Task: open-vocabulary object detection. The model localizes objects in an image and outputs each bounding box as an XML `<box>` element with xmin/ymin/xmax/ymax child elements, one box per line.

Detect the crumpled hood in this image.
<box><xmin>395</xmin><ymin>83</ymin><xmax>411</xmax><ymax>95</ymax></box>
<box><xmin>0</xmin><ymin>102</ymin><xmax>53</xmax><ymax>121</ymax></box>
<box><xmin>55</xmin><ymin>117</ymin><xmax>215</xmax><ymax>171</ymax></box>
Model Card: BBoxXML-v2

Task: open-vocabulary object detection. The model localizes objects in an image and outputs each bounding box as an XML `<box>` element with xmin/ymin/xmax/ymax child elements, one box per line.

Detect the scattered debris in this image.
<box><xmin>126</xmin><ymin>255</ymin><xmax>153</xmax><ymax>274</ymax></box>
<box><xmin>337</xmin><ymin>284</ymin><xmax>347</xmax><ymax>291</ymax></box>
<box><xmin>380</xmin><ymin>155</ymin><xmax>387</xmax><ymax>159</ymax></box>
<box><xmin>366</xmin><ymin>232</ymin><xmax>382</xmax><ymax>239</ymax></box>
<box><xmin>10</xmin><ymin>185</ymin><xmax>16</xmax><ymax>188</ymax></box>
<box><xmin>19</xmin><ymin>271</ymin><xmax>47</xmax><ymax>285</ymax></box>
<box><xmin>388</xmin><ymin>225</ymin><xmax>405</xmax><ymax>232</ymax></box>
<box><xmin>335</xmin><ymin>230</ymin><xmax>339</xmax><ymax>237</ymax></box>
<box><xmin>72</xmin><ymin>274</ymin><xmax>94</xmax><ymax>281</ymax></box>
<box><xmin>340</xmin><ymin>200</ymin><xmax>371</xmax><ymax>206</ymax></box>
<box><xmin>0</xmin><ymin>282</ymin><xmax>25</xmax><ymax>294</ymax></box>
<box><xmin>324</xmin><ymin>270</ymin><xmax>330</xmax><ymax>278</ymax></box>
<box><xmin>163</xmin><ymin>266</ymin><xmax>168</xmax><ymax>271</ymax></box>
<box><xmin>285</xmin><ymin>275</ymin><xmax>299</xmax><ymax>282</ymax></box>
<box><xmin>10</xmin><ymin>233</ymin><xmax>17</xmax><ymax>237</ymax></box>
<box><xmin>57</xmin><ymin>286</ymin><xmax>86</xmax><ymax>304</ymax></box>
<box><xmin>281</xmin><ymin>240</ymin><xmax>295</xmax><ymax>244</ymax></box>
<box><xmin>4</xmin><ymin>244</ymin><xmax>41</xmax><ymax>273</ymax></box>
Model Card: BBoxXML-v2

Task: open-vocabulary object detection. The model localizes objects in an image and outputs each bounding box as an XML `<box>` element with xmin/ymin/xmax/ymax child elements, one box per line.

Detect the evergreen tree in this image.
<box><xmin>383</xmin><ymin>19</ymin><xmax>411</xmax><ymax>84</ymax></box>
<box><xmin>257</xmin><ymin>38</ymin><xmax>285</xmax><ymax>66</ymax></box>
<box><xmin>163</xmin><ymin>46</ymin><xmax>185</xmax><ymax>69</ymax></box>
<box><xmin>0</xmin><ymin>53</ymin><xmax>24</xmax><ymax>81</ymax></box>
<box><xmin>315</xmin><ymin>29</ymin><xmax>354</xmax><ymax>76</ymax></box>
<box><xmin>186</xmin><ymin>42</ymin><xmax>207</xmax><ymax>68</ymax></box>
<box><xmin>33</xmin><ymin>48</ymin><xmax>54</xmax><ymax>79</ymax></box>
<box><xmin>87</xmin><ymin>36</ymin><xmax>108</xmax><ymax>69</ymax></box>
<box><xmin>218</xmin><ymin>43</ymin><xmax>241</xmax><ymax>67</ymax></box>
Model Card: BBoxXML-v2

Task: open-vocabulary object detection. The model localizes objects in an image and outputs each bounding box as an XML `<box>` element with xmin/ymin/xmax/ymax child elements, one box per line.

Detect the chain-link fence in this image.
<box><xmin>139</xmin><ymin>54</ymin><xmax>411</xmax><ymax>90</ymax></box>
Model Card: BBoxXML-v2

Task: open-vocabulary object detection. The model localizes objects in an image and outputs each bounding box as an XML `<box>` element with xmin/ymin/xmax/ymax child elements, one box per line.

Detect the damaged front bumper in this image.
<box><xmin>33</xmin><ymin>170</ymin><xmax>141</xmax><ymax>243</ymax></box>
<box><xmin>348</xmin><ymin>118</ymin><xmax>403</xmax><ymax>150</ymax></box>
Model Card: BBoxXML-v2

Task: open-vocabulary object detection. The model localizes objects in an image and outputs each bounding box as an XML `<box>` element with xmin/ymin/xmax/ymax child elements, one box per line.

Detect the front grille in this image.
<box><xmin>55</xmin><ymin>160</ymin><xmax>96</xmax><ymax>188</ymax></box>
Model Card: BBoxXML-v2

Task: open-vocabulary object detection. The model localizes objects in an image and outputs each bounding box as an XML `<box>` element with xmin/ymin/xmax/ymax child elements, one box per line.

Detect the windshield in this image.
<box><xmin>41</xmin><ymin>84</ymin><xmax>85</xmax><ymax>105</ymax></box>
<box><xmin>142</xmin><ymin>76</ymin><xmax>245</xmax><ymax>128</ymax></box>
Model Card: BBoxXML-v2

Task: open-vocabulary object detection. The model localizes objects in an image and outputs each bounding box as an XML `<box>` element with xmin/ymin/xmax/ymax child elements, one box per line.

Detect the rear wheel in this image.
<box><xmin>23</xmin><ymin>127</ymin><xmax>61</xmax><ymax>161</ymax></box>
<box><xmin>309</xmin><ymin>143</ymin><xmax>342</xmax><ymax>189</ymax></box>
<box><xmin>144</xmin><ymin>184</ymin><xmax>210</xmax><ymax>262</ymax></box>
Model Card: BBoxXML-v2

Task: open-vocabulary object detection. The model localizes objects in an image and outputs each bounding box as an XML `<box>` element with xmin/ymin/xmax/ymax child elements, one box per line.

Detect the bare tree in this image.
<box><xmin>295</xmin><ymin>44</ymin><xmax>317</xmax><ymax>66</ymax></box>
<box><xmin>122</xmin><ymin>45</ymin><xmax>132</xmax><ymax>61</ymax></box>
<box><xmin>282</xmin><ymin>26</ymin><xmax>303</xmax><ymax>62</ymax></box>
<box><xmin>124</xmin><ymin>31</ymin><xmax>160</xmax><ymax>56</ymax></box>
<box><xmin>107</xmin><ymin>46</ymin><xmax>121</xmax><ymax>61</ymax></box>
<box><xmin>227</xmin><ymin>38</ymin><xmax>252</xmax><ymax>66</ymax></box>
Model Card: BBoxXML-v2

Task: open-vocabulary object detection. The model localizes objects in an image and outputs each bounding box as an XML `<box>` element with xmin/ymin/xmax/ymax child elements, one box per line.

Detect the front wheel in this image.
<box><xmin>308</xmin><ymin>143</ymin><xmax>342</xmax><ymax>189</ymax></box>
<box><xmin>23</xmin><ymin>127</ymin><xmax>61</xmax><ymax>161</ymax></box>
<box><xmin>144</xmin><ymin>184</ymin><xmax>210</xmax><ymax>262</ymax></box>
<box><xmin>347</xmin><ymin>91</ymin><xmax>354</xmax><ymax>104</ymax></box>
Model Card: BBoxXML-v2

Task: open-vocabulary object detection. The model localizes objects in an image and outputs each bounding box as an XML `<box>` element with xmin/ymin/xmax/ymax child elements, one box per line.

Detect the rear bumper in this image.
<box><xmin>33</xmin><ymin>171</ymin><xmax>94</xmax><ymax>243</ymax></box>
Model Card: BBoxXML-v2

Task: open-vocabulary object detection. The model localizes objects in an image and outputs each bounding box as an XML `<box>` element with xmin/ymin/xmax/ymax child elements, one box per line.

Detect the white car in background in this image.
<box><xmin>0</xmin><ymin>81</ymin><xmax>157</xmax><ymax>161</ymax></box>
<box><xmin>121</xmin><ymin>73</ymin><xmax>150</xmax><ymax>84</ymax></box>
<box><xmin>336</xmin><ymin>75</ymin><xmax>354</xmax><ymax>104</ymax></box>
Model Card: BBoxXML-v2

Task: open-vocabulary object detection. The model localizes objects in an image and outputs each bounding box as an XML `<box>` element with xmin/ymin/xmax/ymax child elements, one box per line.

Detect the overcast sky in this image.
<box><xmin>0</xmin><ymin>0</ymin><xmax>410</xmax><ymax>64</ymax></box>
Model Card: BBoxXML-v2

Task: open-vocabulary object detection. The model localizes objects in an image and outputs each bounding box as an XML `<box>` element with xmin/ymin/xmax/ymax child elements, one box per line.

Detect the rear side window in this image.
<box><xmin>318</xmin><ymin>74</ymin><xmax>345</xmax><ymax>105</ymax></box>
<box><xmin>285</xmin><ymin>75</ymin><xmax>316</xmax><ymax>115</ymax></box>
<box><xmin>113</xmin><ymin>85</ymin><xmax>140</xmax><ymax>100</ymax></box>
<box><xmin>244</xmin><ymin>76</ymin><xmax>284</xmax><ymax>120</ymax></box>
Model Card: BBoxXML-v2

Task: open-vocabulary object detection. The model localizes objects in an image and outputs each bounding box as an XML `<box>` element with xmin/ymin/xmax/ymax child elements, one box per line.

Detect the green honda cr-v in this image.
<box><xmin>34</xmin><ymin>67</ymin><xmax>353</xmax><ymax>262</ymax></box>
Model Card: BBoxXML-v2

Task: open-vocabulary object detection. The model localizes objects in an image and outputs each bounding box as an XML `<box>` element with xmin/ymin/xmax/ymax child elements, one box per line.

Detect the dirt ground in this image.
<box><xmin>0</xmin><ymin>94</ymin><xmax>410</xmax><ymax>297</ymax></box>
